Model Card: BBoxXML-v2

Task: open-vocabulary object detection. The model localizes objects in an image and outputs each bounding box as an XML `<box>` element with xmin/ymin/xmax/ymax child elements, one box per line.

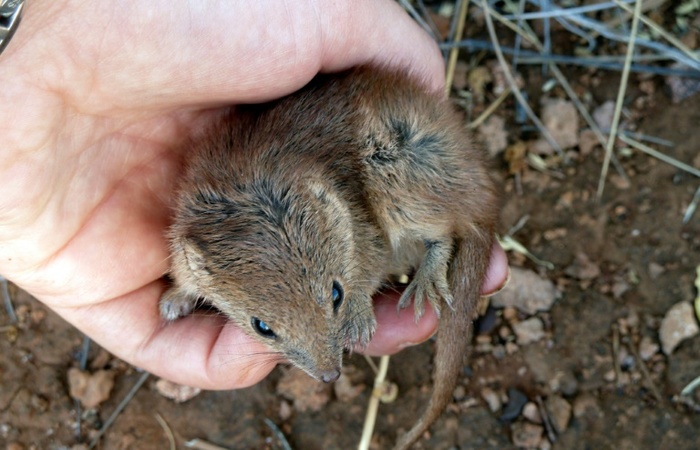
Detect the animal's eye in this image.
<box><xmin>251</xmin><ymin>317</ymin><xmax>276</xmax><ymax>339</ymax></box>
<box><xmin>332</xmin><ymin>280</ymin><xmax>344</xmax><ymax>312</ymax></box>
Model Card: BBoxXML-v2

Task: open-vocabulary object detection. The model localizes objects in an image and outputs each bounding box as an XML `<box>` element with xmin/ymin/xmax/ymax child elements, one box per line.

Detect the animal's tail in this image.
<box><xmin>394</xmin><ymin>229</ymin><xmax>493</xmax><ymax>450</ymax></box>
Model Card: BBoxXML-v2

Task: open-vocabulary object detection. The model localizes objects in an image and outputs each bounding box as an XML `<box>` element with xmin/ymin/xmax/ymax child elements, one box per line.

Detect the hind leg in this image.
<box><xmin>397</xmin><ymin>239</ymin><xmax>454</xmax><ymax>321</ymax></box>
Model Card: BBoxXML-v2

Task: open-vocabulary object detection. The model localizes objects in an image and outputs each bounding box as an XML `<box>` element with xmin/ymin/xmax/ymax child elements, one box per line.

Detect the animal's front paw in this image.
<box><xmin>398</xmin><ymin>265</ymin><xmax>454</xmax><ymax>321</ymax></box>
<box><xmin>397</xmin><ymin>239</ymin><xmax>454</xmax><ymax>321</ymax></box>
<box><xmin>342</xmin><ymin>293</ymin><xmax>377</xmax><ymax>349</ymax></box>
<box><xmin>159</xmin><ymin>286</ymin><xmax>199</xmax><ymax>321</ymax></box>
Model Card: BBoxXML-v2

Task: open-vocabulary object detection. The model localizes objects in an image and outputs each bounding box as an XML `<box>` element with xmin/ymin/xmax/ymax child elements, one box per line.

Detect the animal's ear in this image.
<box><xmin>173</xmin><ymin>237</ymin><xmax>211</xmax><ymax>278</ymax></box>
<box><xmin>305</xmin><ymin>180</ymin><xmax>353</xmax><ymax>225</ymax></box>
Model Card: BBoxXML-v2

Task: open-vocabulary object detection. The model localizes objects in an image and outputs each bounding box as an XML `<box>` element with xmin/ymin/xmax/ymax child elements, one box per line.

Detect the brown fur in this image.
<box><xmin>161</xmin><ymin>66</ymin><xmax>500</xmax><ymax>448</ymax></box>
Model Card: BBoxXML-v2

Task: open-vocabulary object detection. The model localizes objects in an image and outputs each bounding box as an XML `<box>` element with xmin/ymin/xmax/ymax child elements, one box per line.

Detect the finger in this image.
<box><xmin>16</xmin><ymin>0</ymin><xmax>443</xmax><ymax>112</ymax></box>
<box><xmin>363</xmin><ymin>293</ymin><xmax>439</xmax><ymax>356</ymax></box>
<box><xmin>481</xmin><ymin>242</ymin><xmax>509</xmax><ymax>296</ymax></box>
<box><xmin>52</xmin><ymin>281</ymin><xmax>277</xmax><ymax>390</ymax></box>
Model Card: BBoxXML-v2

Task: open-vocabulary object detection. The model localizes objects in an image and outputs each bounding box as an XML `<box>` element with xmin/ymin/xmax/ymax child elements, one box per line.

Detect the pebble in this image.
<box><xmin>659</xmin><ymin>301</ymin><xmax>700</xmax><ymax>355</ymax></box>
<box><xmin>638</xmin><ymin>336</ymin><xmax>660</xmax><ymax>361</ymax></box>
<box><xmin>522</xmin><ymin>402</ymin><xmax>542</xmax><ymax>424</ymax></box>
<box><xmin>593</xmin><ymin>101</ymin><xmax>615</xmax><ymax>130</ymax></box>
<box><xmin>513</xmin><ymin>318</ymin><xmax>545</xmax><ymax>345</ymax></box>
<box><xmin>500</xmin><ymin>388</ymin><xmax>528</xmax><ymax>422</ymax></box>
<box><xmin>491</xmin><ymin>267</ymin><xmax>559</xmax><ymax>315</ymax></box>
<box><xmin>564</xmin><ymin>252</ymin><xmax>601</xmax><ymax>281</ymax></box>
<box><xmin>503</xmin><ymin>306</ymin><xmax>518</xmax><ymax>322</ymax></box>
<box><xmin>511</xmin><ymin>422</ymin><xmax>544</xmax><ymax>448</ymax></box>
<box><xmin>67</xmin><ymin>368</ymin><xmax>116</xmax><ymax>409</ymax></box>
<box><xmin>279</xmin><ymin>400</ymin><xmax>293</xmax><ymax>421</ymax></box>
<box><xmin>545</xmin><ymin>395</ymin><xmax>572</xmax><ymax>434</ymax></box>
<box><xmin>578</xmin><ymin>129</ymin><xmax>599</xmax><ymax>156</ymax></box>
<box><xmin>648</xmin><ymin>262</ymin><xmax>665</xmax><ymax>279</ymax></box>
<box><xmin>531</xmin><ymin>98</ymin><xmax>579</xmax><ymax>153</ymax></box>
<box><xmin>478</xmin><ymin>115</ymin><xmax>508</xmax><ymax>156</ymax></box>
<box><xmin>481</xmin><ymin>387</ymin><xmax>502</xmax><ymax>413</ymax></box>
<box><xmin>453</xmin><ymin>385</ymin><xmax>467</xmax><ymax>401</ymax></box>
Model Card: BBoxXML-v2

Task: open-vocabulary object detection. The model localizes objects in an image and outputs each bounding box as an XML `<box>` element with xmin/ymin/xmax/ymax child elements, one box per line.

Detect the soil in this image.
<box><xmin>2</xmin><ymin>41</ymin><xmax>700</xmax><ymax>450</ymax></box>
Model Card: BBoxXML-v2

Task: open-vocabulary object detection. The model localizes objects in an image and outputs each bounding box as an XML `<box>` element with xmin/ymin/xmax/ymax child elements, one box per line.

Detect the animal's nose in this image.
<box><xmin>320</xmin><ymin>368</ymin><xmax>341</xmax><ymax>383</ymax></box>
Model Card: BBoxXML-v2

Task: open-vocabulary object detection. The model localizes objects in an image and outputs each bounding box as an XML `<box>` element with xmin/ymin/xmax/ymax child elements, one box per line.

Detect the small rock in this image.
<box><xmin>279</xmin><ymin>400</ymin><xmax>293</xmax><ymax>421</ymax></box>
<box><xmin>638</xmin><ymin>336</ymin><xmax>660</xmax><ymax>361</ymax></box>
<box><xmin>545</xmin><ymin>395</ymin><xmax>572</xmax><ymax>434</ymax></box>
<box><xmin>543</xmin><ymin>228</ymin><xmax>567</xmax><ymax>241</ymax></box>
<box><xmin>30</xmin><ymin>308</ymin><xmax>46</xmax><ymax>325</ymax></box>
<box><xmin>453</xmin><ymin>385</ymin><xmax>467</xmax><ymax>401</ymax></box>
<box><xmin>511</xmin><ymin>422</ymin><xmax>544</xmax><ymax>448</ymax></box>
<box><xmin>532</xmin><ymin>98</ymin><xmax>579</xmax><ymax>154</ymax></box>
<box><xmin>578</xmin><ymin>129</ymin><xmax>600</xmax><ymax>156</ymax></box>
<box><xmin>155</xmin><ymin>379</ymin><xmax>201</xmax><ymax>403</ymax></box>
<box><xmin>478</xmin><ymin>115</ymin><xmax>508</xmax><ymax>157</ymax></box>
<box><xmin>648</xmin><ymin>262</ymin><xmax>665</xmax><ymax>279</ymax></box>
<box><xmin>659</xmin><ymin>301</ymin><xmax>700</xmax><ymax>355</ymax></box>
<box><xmin>666</xmin><ymin>62</ymin><xmax>700</xmax><ymax>103</ymax></box>
<box><xmin>500</xmin><ymin>388</ymin><xmax>528</xmax><ymax>422</ymax></box>
<box><xmin>503</xmin><ymin>307</ymin><xmax>518</xmax><ymax>322</ymax></box>
<box><xmin>513</xmin><ymin>318</ymin><xmax>545</xmax><ymax>345</ymax></box>
<box><xmin>610</xmin><ymin>174</ymin><xmax>631</xmax><ymax>190</ymax></box>
<box><xmin>611</xmin><ymin>278</ymin><xmax>631</xmax><ymax>299</ymax></box>
<box><xmin>593</xmin><ymin>101</ymin><xmax>615</xmax><ymax>130</ymax></box>
<box><xmin>277</xmin><ymin>367</ymin><xmax>331</xmax><ymax>412</ymax></box>
<box><xmin>481</xmin><ymin>387</ymin><xmax>502</xmax><ymax>413</ymax></box>
<box><xmin>564</xmin><ymin>252</ymin><xmax>601</xmax><ymax>280</ymax></box>
<box><xmin>522</xmin><ymin>402</ymin><xmax>542</xmax><ymax>424</ymax></box>
<box><xmin>67</xmin><ymin>368</ymin><xmax>116</xmax><ymax>409</ymax></box>
<box><xmin>555</xmin><ymin>370</ymin><xmax>580</xmax><ymax>397</ymax></box>
<box><xmin>491</xmin><ymin>267</ymin><xmax>559</xmax><ymax>315</ymax></box>
<box><xmin>603</xmin><ymin>369</ymin><xmax>617</xmax><ymax>383</ymax></box>
<box><xmin>572</xmin><ymin>393</ymin><xmax>602</xmax><ymax>419</ymax></box>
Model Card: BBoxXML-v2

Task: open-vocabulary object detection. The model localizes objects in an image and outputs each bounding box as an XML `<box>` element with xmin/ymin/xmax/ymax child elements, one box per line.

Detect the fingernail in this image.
<box><xmin>398</xmin><ymin>341</ymin><xmax>419</xmax><ymax>349</ymax></box>
<box><xmin>483</xmin><ymin>265</ymin><xmax>511</xmax><ymax>298</ymax></box>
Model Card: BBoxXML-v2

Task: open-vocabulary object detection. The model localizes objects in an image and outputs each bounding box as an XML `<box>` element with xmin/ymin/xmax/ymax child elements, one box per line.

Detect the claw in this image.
<box><xmin>396</xmin><ymin>239</ymin><xmax>455</xmax><ymax>322</ymax></box>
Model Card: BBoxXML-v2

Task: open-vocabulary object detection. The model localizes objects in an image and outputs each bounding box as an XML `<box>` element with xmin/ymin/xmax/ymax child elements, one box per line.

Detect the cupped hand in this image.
<box><xmin>0</xmin><ymin>0</ymin><xmax>507</xmax><ymax>389</ymax></box>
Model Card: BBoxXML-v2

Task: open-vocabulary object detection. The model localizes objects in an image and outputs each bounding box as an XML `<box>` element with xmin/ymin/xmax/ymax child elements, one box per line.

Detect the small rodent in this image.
<box><xmin>160</xmin><ymin>66</ymin><xmax>500</xmax><ymax>449</ymax></box>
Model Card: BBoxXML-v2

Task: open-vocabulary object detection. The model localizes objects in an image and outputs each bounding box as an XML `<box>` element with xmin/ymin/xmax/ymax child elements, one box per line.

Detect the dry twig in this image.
<box><xmin>481</xmin><ymin>0</ymin><xmax>565</xmax><ymax>157</ymax></box>
<box><xmin>596</xmin><ymin>0</ymin><xmax>643</xmax><ymax>200</ymax></box>
<box><xmin>88</xmin><ymin>371</ymin><xmax>150</xmax><ymax>449</ymax></box>
<box><xmin>358</xmin><ymin>355</ymin><xmax>392</xmax><ymax>450</ymax></box>
<box><xmin>264</xmin><ymin>418</ymin><xmax>293</xmax><ymax>450</ymax></box>
<box><xmin>184</xmin><ymin>439</ymin><xmax>231</xmax><ymax>450</ymax></box>
<box><xmin>155</xmin><ymin>413</ymin><xmax>177</xmax><ymax>450</ymax></box>
<box><xmin>445</xmin><ymin>0</ymin><xmax>470</xmax><ymax>98</ymax></box>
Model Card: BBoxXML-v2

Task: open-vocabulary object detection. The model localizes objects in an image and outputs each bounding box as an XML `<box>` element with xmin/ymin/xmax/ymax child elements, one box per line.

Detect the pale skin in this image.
<box><xmin>0</xmin><ymin>0</ymin><xmax>508</xmax><ymax>389</ymax></box>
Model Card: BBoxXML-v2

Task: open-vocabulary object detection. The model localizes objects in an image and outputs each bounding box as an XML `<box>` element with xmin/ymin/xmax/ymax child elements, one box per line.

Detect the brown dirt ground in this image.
<box><xmin>2</xmin><ymin>63</ymin><xmax>700</xmax><ymax>450</ymax></box>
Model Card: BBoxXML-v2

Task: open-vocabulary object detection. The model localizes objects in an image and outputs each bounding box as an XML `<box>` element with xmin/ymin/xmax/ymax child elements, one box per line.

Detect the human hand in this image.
<box><xmin>0</xmin><ymin>0</ymin><xmax>508</xmax><ymax>389</ymax></box>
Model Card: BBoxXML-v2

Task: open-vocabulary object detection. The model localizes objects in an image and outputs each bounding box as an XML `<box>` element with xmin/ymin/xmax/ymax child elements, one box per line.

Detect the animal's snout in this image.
<box><xmin>320</xmin><ymin>368</ymin><xmax>341</xmax><ymax>383</ymax></box>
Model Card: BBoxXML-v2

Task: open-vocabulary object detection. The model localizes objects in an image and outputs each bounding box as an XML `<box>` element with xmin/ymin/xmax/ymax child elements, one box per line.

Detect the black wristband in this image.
<box><xmin>0</xmin><ymin>0</ymin><xmax>24</xmax><ymax>55</ymax></box>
